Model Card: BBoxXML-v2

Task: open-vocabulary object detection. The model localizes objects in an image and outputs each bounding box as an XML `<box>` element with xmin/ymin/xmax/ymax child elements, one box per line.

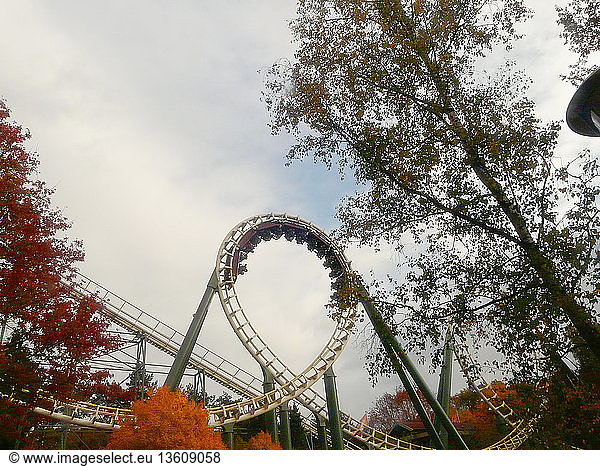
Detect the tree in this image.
<box><xmin>367</xmin><ymin>388</ymin><xmax>425</xmax><ymax>432</ymax></box>
<box><xmin>88</xmin><ymin>381</ymin><xmax>139</xmax><ymax>410</ymax></box>
<box><xmin>0</xmin><ymin>100</ymin><xmax>117</xmax><ymax>447</ymax></box>
<box><xmin>264</xmin><ymin>1</ymin><xmax>600</xmax><ymax>380</ymax></box>
<box><xmin>523</xmin><ymin>340</ymin><xmax>600</xmax><ymax>449</ymax></box>
<box><xmin>0</xmin><ymin>331</ymin><xmax>41</xmax><ymax>449</ymax></box>
<box><xmin>245</xmin><ymin>431</ymin><xmax>283</xmax><ymax>450</ymax></box>
<box><xmin>288</xmin><ymin>403</ymin><xmax>310</xmax><ymax>449</ymax></box>
<box><xmin>556</xmin><ymin>0</ymin><xmax>600</xmax><ymax>84</ymax></box>
<box><xmin>537</xmin><ymin>378</ymin><xmax>600</xmax><ymax>449</ymax></box>
<box><xmin>105</xmin><ymin>386</ymin><xmax>226</xmax><ymax>450</ymax></box>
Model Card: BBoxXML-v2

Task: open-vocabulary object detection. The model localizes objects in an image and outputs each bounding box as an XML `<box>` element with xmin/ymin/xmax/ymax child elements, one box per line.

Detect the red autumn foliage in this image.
<box><xmin>90</xmin><ymin>380</ymin><xmax>139</xmax><ymax>409</ymax></box>
<box><xmin>546</xmin><ymin>384</ymin><xmax>600</xmax><ymax>449</ymax></box>
<box><xmin>0</xmin><ymin>100</ymin><xmax>117</xmax><ymax>447</ymax></box>
<box><xmin>527</xmin><ymin>357</ymin><xmax>600</xmax><ymax>449</ymax></box>
<box><xmin>367</xmin><ymin>388</ymin><xmax>432</xmax><ymax>432</ymax></box>
<box><xmin>105</xmin><ymin>386</ymin><xmax>226</xmax><ymax>450</ymax></box>
<box><xmin>0</xmin><ymin>399</ymin><xmax>38</xmax><ymax>449</ymax></box>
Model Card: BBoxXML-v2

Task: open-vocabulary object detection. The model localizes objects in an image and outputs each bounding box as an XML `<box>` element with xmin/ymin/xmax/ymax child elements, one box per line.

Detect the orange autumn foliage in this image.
<box><xmin>453</xmin><ymin>381</ymin><xmax>523</xmax><ymax>449</ymax></box>
<box><xmin>105</xmin><ymin>386</ymin><xmax>225</xmax><ymax>450</ymax></box>
<box><xmin>245</xmin><ymin>431</ymin><xmax>282</xmax><ymax>450</ymax></box>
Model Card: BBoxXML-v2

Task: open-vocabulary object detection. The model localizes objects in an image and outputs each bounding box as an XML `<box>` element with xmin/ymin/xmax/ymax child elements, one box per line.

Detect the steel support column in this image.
<box><xmin>222</xmin><ymin>423</ymin><xmax>234</xmax><ymax>450</ymax></box>
<box><xmin>279</xmin><ymin>401</ymin><xmax>292</xmax><ymax>450</ymax></box>
<box><xmin>323</xmin><ymin>366</ymin><xmax>344</xmax><ymax>450</ymax></box>
<box><xmin>132</xmin><ymin>333</ymin><xmax>147</xmax><ymax>399</ymax></box>
<box><xmin>367</xmin><ymin>320</ymin><xmax>444</xmax><ymax>449</ymax></box>
<box><xmin>433</xmin><ymin>326</ymin><xmax>453</xmax><ymax>448</ymax></box>
<box><xmin>193</xmin><ymin>369</ymin><xmax>206</xmax><ymax>406</ymax></box>
<box><xmin>261</xmin><ymin>365</ymin><xmax>278</xmax><ymax>444</ymax></box>
<box><xmin>164</xmin><ymin>269</ymin><xmax>217</xmax><ymax>390</ymax></box>
<box><xmin>357</xmin><ymin>283</ymin><xmax>468</xmax><ymax>449</ymax></box>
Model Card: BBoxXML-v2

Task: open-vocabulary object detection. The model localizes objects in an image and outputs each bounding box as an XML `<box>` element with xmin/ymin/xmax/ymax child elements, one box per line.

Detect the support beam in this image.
<box><xmin>394</xmin><ymin>349</ymin><xmax>444</xmax><ymax>449</ymax></box>
<box><xmin>133</xmin><ymin>333</ymin><xmax>147</xmax><ymax>399</ymax></box>
<box><xmin>193</xmin><ymin>369</ymin><xmax>206</xmax><ymax>406</ymax></box>
<box><xmin>434</xmin><ymin>326</ymin><xmax>453</xmax><ymax>448</ymax></box>
<box><xmin>279</xmin><ymin>401</ymin><xmax>292</xmax><ymax>450</ymax></box>
<box><xmin>357</xmin><ymin>282</ymin><xmax>468</xmax><ymax>449</ymax></box>
<box><xmin>164</xmin><ymin>269</ymin><xmax>217</xmax><ymax>390</ymax></box>
<box><xmin>261</xmin><ymin>365</ymin><xmax>278</xmax><ymax>444</ymax></box>
<box><xmin>392</xmin><ymin>332</ymin><xmax>467</xmax><ymax>449</ymax></box>
<box><xmin>222</xmin><ymin>423</ymin><xmax>234</xmax><ymax>450</ymax></box>
<box><xmin>364</xmin><ymin>316</ymin><xmax>444</xmax><ymax>449</ymax></box>
<box><xmin>323</xmin><ymin>367</ymin><xmax>344</xmax><ymax>450</ymax></box>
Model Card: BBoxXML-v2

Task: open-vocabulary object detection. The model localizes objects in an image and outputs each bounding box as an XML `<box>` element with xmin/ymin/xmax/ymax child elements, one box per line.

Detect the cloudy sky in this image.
<box><xmin>1</xmin><ymin>1</ymin><xmax>597</xmax><ymax>420</ymax></box>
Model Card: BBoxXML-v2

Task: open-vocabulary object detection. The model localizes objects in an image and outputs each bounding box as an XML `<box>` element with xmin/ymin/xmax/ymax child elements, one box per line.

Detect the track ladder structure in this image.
<box><xmin>452</xmin><ymin>330</ymin><xmax>538</xmax><ymax>450</ymax></box>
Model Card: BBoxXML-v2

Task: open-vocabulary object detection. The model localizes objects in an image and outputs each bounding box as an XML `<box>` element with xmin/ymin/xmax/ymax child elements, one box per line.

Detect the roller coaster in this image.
<box><xmin>2</xmin><ymin>213</ymin><xmax>538</xmax><ymax>450</ymax></box>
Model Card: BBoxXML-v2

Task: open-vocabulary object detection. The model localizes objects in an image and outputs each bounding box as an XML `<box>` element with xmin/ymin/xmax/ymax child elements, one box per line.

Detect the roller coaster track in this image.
<box><xmin>65</xmin><ymin>274</ymin><xmax>264</xmax><ymax>400</ymax></box>
<box><xmin>213</xmin><ymin>214</ymin><xmax>430</xmax><ymax>449</ymax></box>
<box><xmin>2</xmin><ymin>213</ymin><xmax>535</xmax><ymax>450</ymax></box>
<box><xmin>65</xmin><ymin>271</ymin><xmax>363</xmax><ymax>449</ymax></box>
<box><xmin>452</xmin><ymin>330</ymin><xmax>537</xmax><ymax>449</ymax></box>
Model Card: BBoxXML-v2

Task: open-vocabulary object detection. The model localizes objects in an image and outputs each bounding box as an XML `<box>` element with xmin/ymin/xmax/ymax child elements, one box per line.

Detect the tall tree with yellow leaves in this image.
<box><xmin>264</xmin><ymin>0</ymin><xmax>600</xmax><ymax>380</ymax></box>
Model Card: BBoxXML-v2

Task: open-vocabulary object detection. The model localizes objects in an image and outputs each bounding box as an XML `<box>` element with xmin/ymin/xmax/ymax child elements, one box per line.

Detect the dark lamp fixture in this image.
<box><xmin>566</xmin><ymin>67</ymin><xmax>600</xmax><ymax>137</ymax></box>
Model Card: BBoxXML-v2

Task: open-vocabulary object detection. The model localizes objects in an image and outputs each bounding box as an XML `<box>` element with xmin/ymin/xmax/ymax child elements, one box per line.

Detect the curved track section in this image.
<box><xmin>452</xmin><ymin>330</ymin><xmax>534</xmax><ymax>449</ymax></box>
<box><xmin>216</xmin><ymin>214</ymin><xmax>355</xmax><ymax>407</ymax></box>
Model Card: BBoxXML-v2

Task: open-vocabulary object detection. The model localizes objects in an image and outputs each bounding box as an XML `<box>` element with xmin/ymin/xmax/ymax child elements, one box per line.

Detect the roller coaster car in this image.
<box><xmin>314</xmin><ymin>246</ymin><xmax>328</xmax><ymax>259</ymax></box>
<box><xmin>306</xmin><ymin>237</ymin><xmax>319</xmax><ymax>251</ymax></box>
<box><xmin>269</xmin><ymin>225</ymin><xmax>284</xmax><ymax>239</ymax></box>
<box><xmin>283</xmin><ymin>226</ymin><xmax>296</xmax><ymax>241</ymax></box>
<box><xmin>258</xmin><ymin>228</ymin><xmax>274</xmax><ymax>241</ymax></box>
<box><xmin>294</xmin><ymin>230</ymin><xmax>308</xmax><ymax>244</ymax></box>
<box><xmin>323</xmin><ymin>254</ymin><xmax>340</xmax><ymax>269</ymax></box>
<box><xmin>248</xmin><ymin>235</ymin><xmax>261</xmax><ymax>247</ymax></box>
<box><xmin>329</xmin><ymin>266</ymin><xmax>343</xmax><ymax>279</ymax></box>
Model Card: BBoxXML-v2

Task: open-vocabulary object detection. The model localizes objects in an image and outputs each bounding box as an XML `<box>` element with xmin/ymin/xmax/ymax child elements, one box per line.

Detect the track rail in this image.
<box><xmin>65</xmin><ymin>274</ymin><xmax>263</xmax><ymax>399</ymax></box>
<box><xmin>453</xmin><ymin>330</ymin><xmax>534</xmax><ymax>449</ymax></box>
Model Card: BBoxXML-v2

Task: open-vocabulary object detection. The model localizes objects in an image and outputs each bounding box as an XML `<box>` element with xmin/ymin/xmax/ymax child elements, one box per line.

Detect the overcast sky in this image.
<box><xmin>1</xmin><ymin>1</ymin><xmax>597</xmax><ymax>420</ymax></box>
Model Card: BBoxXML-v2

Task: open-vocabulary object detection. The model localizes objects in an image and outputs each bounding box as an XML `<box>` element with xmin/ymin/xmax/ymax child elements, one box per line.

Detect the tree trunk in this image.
<box><xmin>468</xmin><ymin>158</ymin><xmax>600</xmax><ymax>362</ymax></box>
